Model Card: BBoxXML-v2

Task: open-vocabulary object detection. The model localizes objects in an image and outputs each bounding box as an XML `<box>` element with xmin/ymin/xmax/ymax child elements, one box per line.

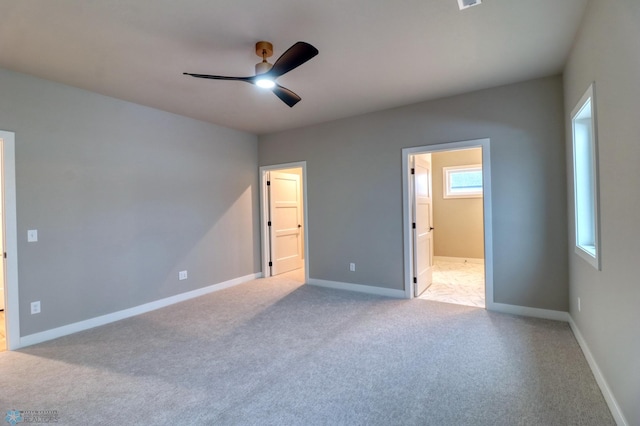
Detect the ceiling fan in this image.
<box><xmin>184</xmin><ymin>41</ymin><xmax>318</xmax><ymax>107</ymax></box>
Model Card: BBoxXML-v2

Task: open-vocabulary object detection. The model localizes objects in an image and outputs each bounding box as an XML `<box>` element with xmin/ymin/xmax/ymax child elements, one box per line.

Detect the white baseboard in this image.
<box><xmin>568</xmin><ymin>316</ymin><xmax>629</xmax><ymax>426</ymax></box>
<box><xmin>19</xmin><ymin>272</ymin><xmax>261</xmax><ymax>349</ymax></box>
<box><xmin>488</xmin><ymin>304</ymin><xmax>627</xmax><ymax>424</ymax></box>
<box><xmin>487</xmin><ymin>302</ymin><xmax>570</xmax><ymax>322</ymax></box>
<box><xmin>434</xmin><ymin>256</ymin><xmax>484</xmax><ymax>264</ymax></box>
<box><xmin>307</xmin><ymin>278</ymin><xmax>405</xmax><ymax>299</ymax></box>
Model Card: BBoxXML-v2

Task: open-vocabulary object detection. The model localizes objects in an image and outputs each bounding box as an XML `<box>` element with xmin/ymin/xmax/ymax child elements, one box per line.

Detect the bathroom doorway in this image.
<box><xmin>403</xmin><ymin>139</ymin><xmax>493</xmax><ymax>308</ymax></box>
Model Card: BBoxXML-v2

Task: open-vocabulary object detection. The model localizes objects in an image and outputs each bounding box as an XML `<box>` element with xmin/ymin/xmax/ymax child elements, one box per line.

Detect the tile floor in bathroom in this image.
<box><xmin>420</xmin><ymin>260</ymin><xmax>485</xmax><ymax>308</ymax></box>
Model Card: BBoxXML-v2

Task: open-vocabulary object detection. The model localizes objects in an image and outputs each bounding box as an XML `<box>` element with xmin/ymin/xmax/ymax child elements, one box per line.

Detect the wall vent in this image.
<box><xmin>457</xmin><ymin>0</ymin><xmax>481</xmax><ymax>10</ymax></box>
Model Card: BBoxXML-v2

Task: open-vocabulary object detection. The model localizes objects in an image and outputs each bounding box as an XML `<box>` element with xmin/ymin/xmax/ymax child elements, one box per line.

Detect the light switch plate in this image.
<box><xmin>27</xmin><ymin>229</ymin><xmax>38</xmax><ymax>242</ymax></box>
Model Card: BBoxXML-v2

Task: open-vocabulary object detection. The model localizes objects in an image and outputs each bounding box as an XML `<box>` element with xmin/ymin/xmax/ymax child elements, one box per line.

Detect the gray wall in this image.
<box><xmin>432</xmin><ymin>149</ymin><xmax>484</xmax><ymax>259</ymax></box>
<box><xmin>0</xmin><ymin>68</ymin><xmax>260</xmax><ymax>336</ymax></box>
<box><xmin>563</xmin><ymin>0</ymin><xmax>640</xmax><ymax>423</ymax></box>
<box><xmin>260</xmin><ymin>75</ymin><xmax>568</xmax><ymax>311</ymax></box>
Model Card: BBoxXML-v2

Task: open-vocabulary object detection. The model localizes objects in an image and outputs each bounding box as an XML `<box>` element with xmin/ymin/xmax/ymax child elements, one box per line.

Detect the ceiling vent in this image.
<box><xmin>457</xmin><ymin>0</ymin><xmax>482</xmax><ymax>10</ymax></box>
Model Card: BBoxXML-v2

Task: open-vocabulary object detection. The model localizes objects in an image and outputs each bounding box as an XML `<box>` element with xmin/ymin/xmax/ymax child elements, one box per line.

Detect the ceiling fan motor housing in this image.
<box><xmin>255</xmin><ymin>60</ymin><xmax>272</xmax><ymax>75</ymax></box>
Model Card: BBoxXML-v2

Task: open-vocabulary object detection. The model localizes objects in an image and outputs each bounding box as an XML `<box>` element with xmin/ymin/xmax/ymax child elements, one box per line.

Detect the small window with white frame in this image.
<box><xmin>443</xmin><ymin>164</ymin><xmax>483</xmax><ymax>198</ymax></box>
<box><xmin>571</xmin><ymin>82</ymin><xmax>601</xmax><ymax>270</ymax></box>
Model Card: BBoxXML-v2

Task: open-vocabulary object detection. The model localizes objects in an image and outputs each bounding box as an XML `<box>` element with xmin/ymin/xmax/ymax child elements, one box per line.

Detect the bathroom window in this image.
<box><xmin>571</xmin><ymin>83</ymin><xmax>601</xmax><ymax>270</ymax></box>
<box><xmin>443</xmin><ymin>165</ymin><xmax>483</xmax><ymax>198</ymax></box>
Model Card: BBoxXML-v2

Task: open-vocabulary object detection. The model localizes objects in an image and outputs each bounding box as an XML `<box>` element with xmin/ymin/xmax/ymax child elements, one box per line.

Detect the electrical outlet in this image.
<box><xmin>27</xmin><ymin>229</ymin><xmax>38</xmax><ymax>242</ymax></box>
<box><xmin>179</xmin><ymin>270</ymin><xmax>188</xmax><ymax>280</ymax></box>
<box><xmin>578</xmin><ymin>297</ymin><xmax>581</xmax><ymax>312</ymax></box>
<box><xmin>349</xmin><ymin>263</ymin><xmax>355</xmax><ymax>272</ymax></box>
<box><xmin>31</xmin><ymin>301</ymin><xmax>41</xmax><ymax>314</ymax></box>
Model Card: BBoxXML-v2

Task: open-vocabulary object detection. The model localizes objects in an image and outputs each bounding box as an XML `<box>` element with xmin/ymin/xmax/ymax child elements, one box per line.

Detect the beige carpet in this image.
<box><xmin>0</xmin><ymin>271</ymin><xmax>613</xmax><ymax>425</ymax></box>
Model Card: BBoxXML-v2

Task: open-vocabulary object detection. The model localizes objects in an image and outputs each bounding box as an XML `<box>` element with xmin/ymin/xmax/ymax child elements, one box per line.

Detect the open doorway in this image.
<box><xmin>0</xmin><ymin>130</ymin><xmax>18</xmax><ymax>351</ymax></box>
<box><xmin>260</xmin><ymin>162</ymin><xmax>308</xmax><ymax>284</ymax></box>
<box><xmin>402</xmin><ymin>139</ymin><xmax>494</xmax><ymax>308</ymax></box>
<box><xmin>422</xmin><ymin>148</ymin><xmax>485</xmax><ymax>307</ymax></box>
<box><xmin>0</xmin><ymin>134</ymin><xmax>5</xmax><ymax>351</ymax></box>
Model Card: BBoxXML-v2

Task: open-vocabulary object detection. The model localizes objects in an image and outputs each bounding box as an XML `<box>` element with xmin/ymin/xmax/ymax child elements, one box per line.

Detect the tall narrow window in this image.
<box><xmin>571</xmin><ymin>83</ymin><xmax>601</xmax><ymax>270</ymax></box>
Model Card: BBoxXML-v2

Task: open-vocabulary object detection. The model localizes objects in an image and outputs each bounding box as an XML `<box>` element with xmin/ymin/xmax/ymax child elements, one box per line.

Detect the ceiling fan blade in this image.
<box><xmin>268</xmin><ymin>42</ymin><xmax>319</xmax><ymax>78</ymax></box>
<box><xmin>272</xmin><ymin>84</ymin><xmax>302</xmax><ymax>107</ymax></box>
<box><xmin>183</xmin><ymin>73</ymin><xmax>253</xmax><ymax>83</ymax></box>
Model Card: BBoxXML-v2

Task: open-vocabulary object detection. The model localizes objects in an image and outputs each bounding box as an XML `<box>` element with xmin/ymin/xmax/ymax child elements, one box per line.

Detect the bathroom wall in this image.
<box><xmin>432</xmin><ymin>148</ymin><xmax>484</xmax><ymax>259</ymax></box>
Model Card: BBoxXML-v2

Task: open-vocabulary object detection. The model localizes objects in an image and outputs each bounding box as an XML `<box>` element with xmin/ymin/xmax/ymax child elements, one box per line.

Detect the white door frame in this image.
<box><xmin>402</xmin><ymin>139</ymin><xmax>494</xmax><ymax>306</ymax></box>
<box><xmin>0</xmin><ymin>130</ymin><xmax>19</xmax><ymax>349</ymax></box>
<box><xmin>259</xmin><ymin>161</ymin><xmax>309</xmax><ymax>283</ymax></box>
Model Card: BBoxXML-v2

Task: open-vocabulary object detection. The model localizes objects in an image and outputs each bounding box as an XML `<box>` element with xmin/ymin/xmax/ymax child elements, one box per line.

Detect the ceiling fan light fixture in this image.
<box><xmin>256</xmin><ymin>77</ymin><xmax>275</xmax><ymax>89</ymax></box>
<box><xmin>255</xmin><ymin>57</ymin><xmax>275</xmax><ymax>88</ymax></box>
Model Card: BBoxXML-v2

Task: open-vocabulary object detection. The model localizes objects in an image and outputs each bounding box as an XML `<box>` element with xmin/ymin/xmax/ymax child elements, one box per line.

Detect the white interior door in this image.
<box><xmin>269</xmin><ymin>171</ymin><xmax>303</xmax><ymax>275</ymax></box>
<box><xmin>413</xmin><ymin>154</ymin><xmax>434</xmax><ymax>296</ymax></box>
<box><xmin>0</xmin><ymin>139</ymin><xmax>4</xmax><ymax>311</ymax></box>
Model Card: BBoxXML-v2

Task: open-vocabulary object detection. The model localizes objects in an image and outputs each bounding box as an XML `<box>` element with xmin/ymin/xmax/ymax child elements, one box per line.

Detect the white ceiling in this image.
<box><xmin>0</xmin><ymin>0</ymin><xmax>588</xmax><ymax>135</ymax></box>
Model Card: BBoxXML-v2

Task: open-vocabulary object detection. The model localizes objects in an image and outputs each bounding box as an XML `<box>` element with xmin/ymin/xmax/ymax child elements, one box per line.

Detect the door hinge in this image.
<box><xmin>269</xmin><ymin>261</ymin><xmax>273</xmax><ymax>267</ymax></box>
<box><xmin>267</xmin><ymin>180</ymin><xmax>271</xmax><ymax>186</ymax></box>
<box><xmin>413</xmin><ymin>277</ymin><xmax>417</xmax><ymax>284</ymax></box>
<box><xmin>412</xmin><ymin>222</ymin><xmax>416</xmax><ymax>229</ymax></box>
<box><xmin>268</xmin><ymin>221</ymin><xmax>272</xmax><ymax>227</ymax></box>
<box><xmin>411</xmin><ymin>168</ymin><xmax>415</xmax><ymax>175</ymax></box>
